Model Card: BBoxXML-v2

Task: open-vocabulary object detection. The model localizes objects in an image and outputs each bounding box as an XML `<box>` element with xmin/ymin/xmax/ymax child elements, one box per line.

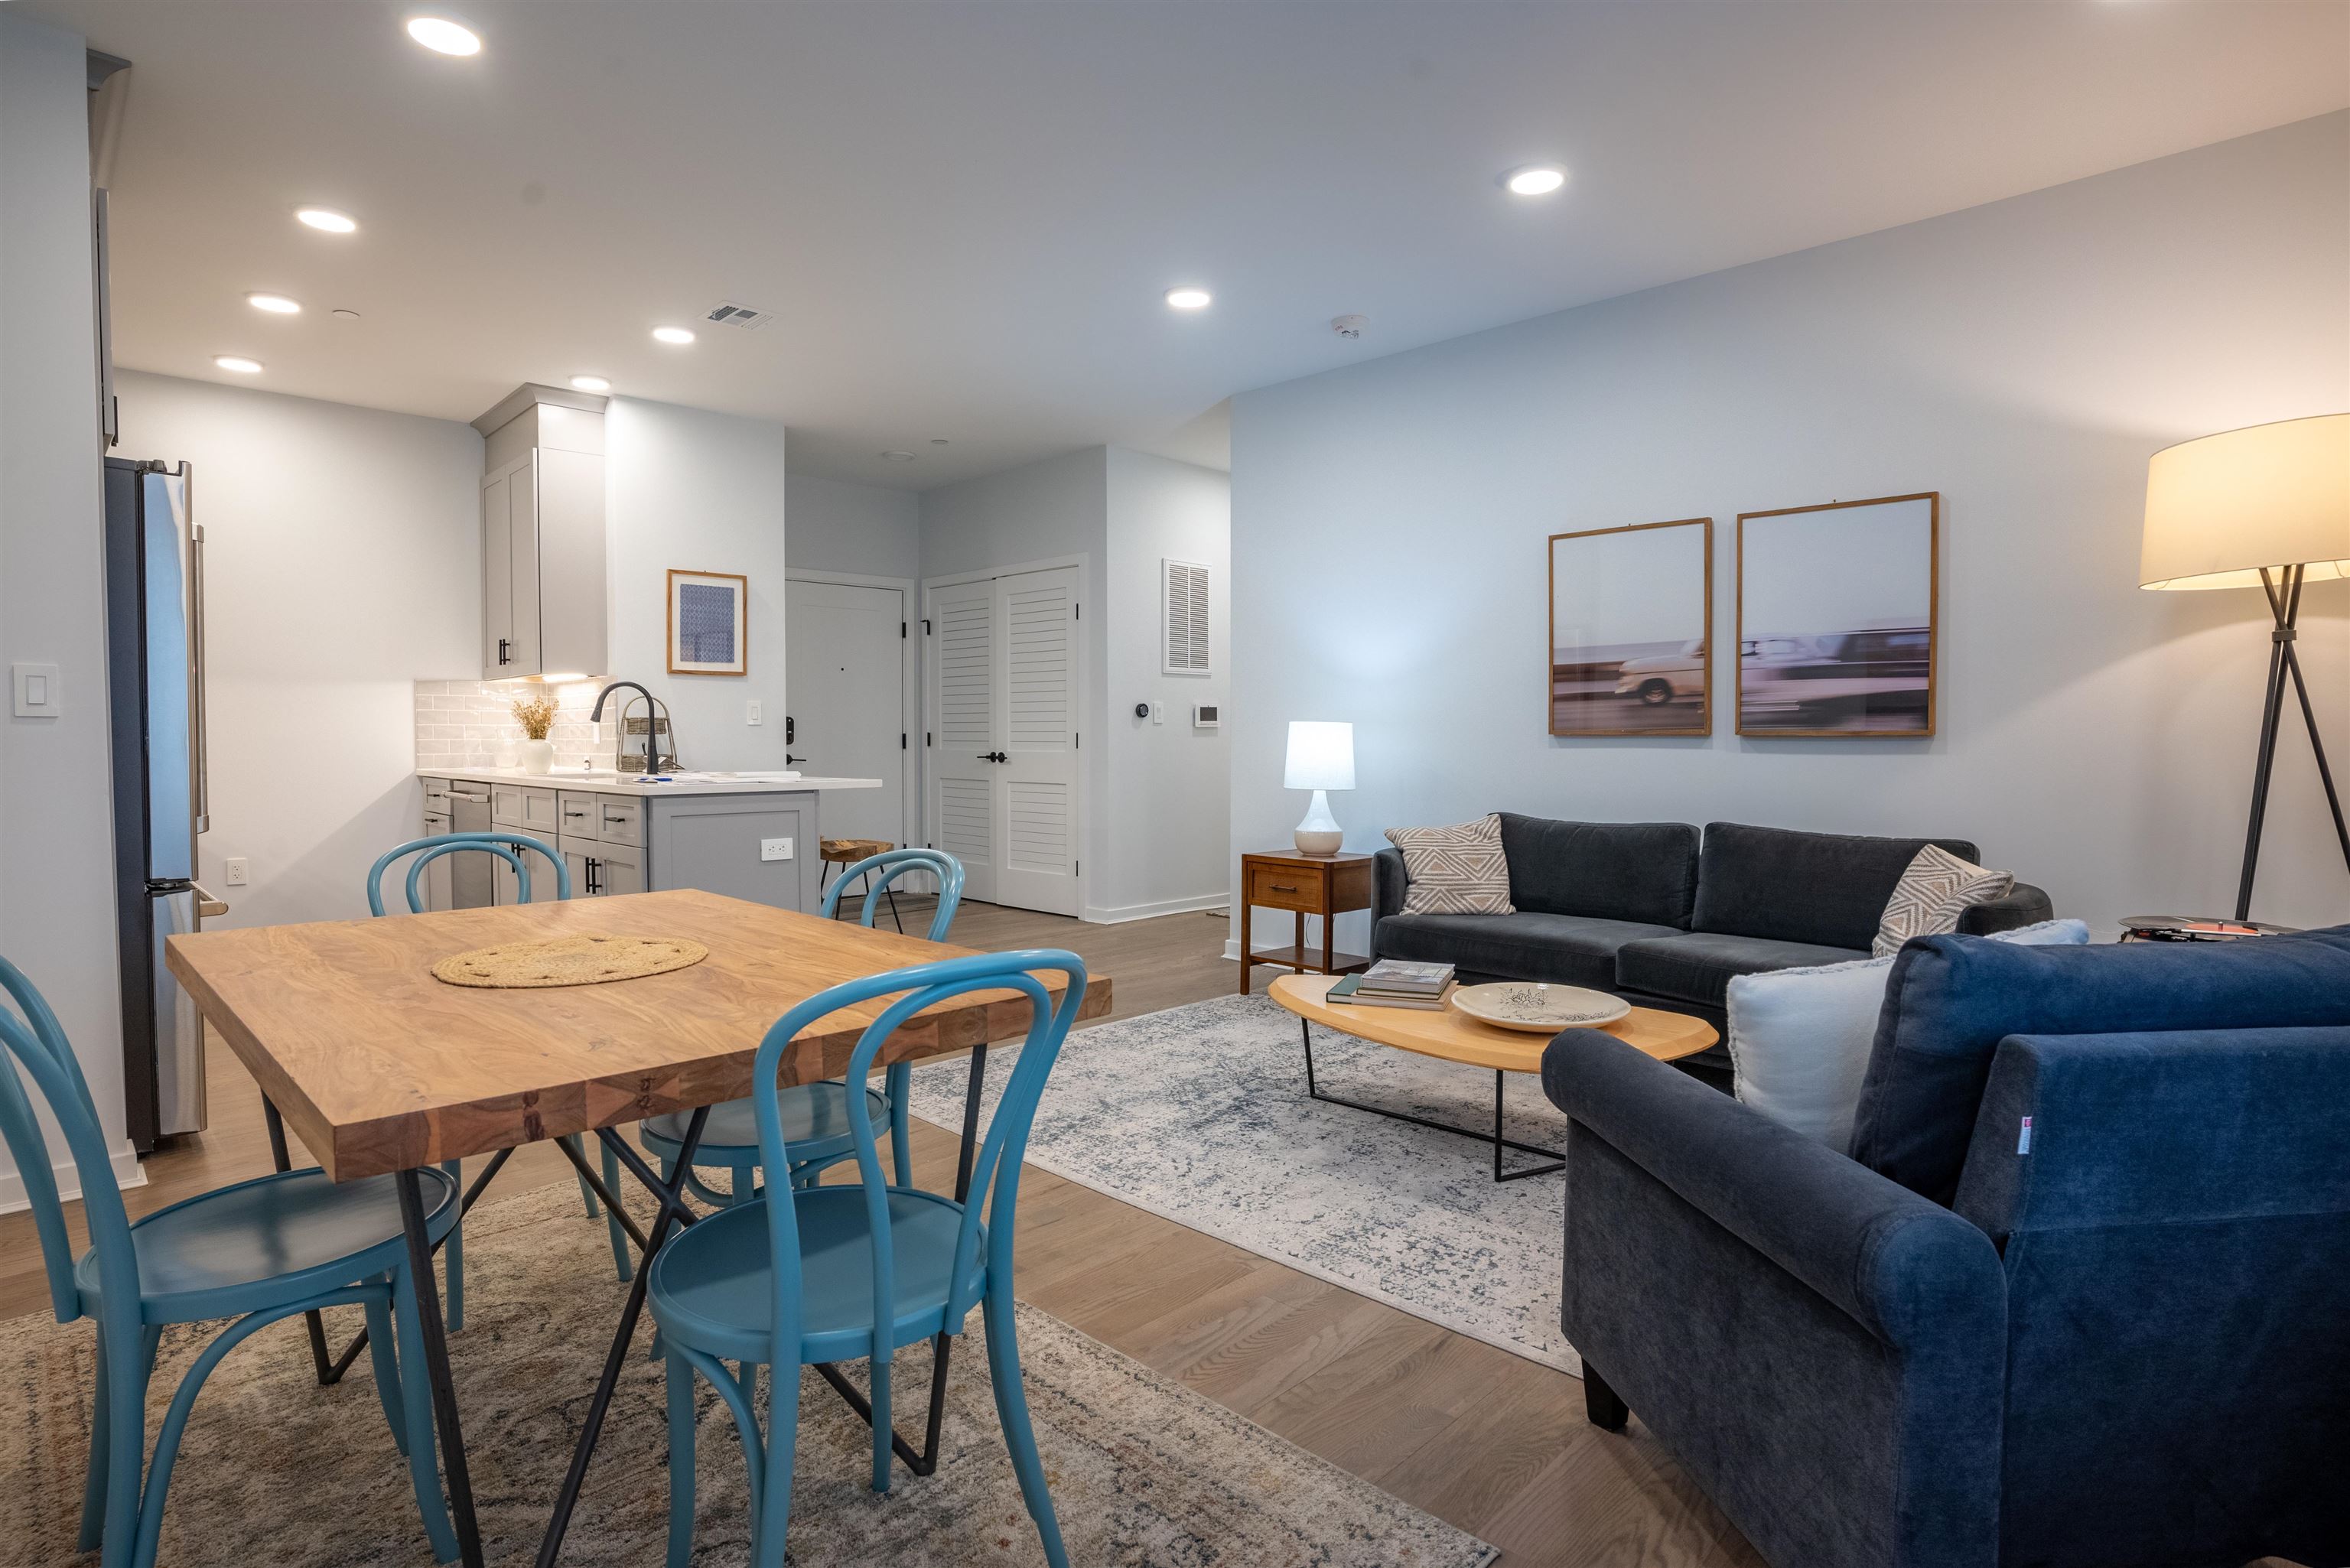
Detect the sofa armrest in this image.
<box><xmin>1545</xmin><ymin>1030</ymin><xmax>2007</xmax><ymax>1568</ymax></box>
<box><xmin>1543</xmin><ymin>1028</ymin><xmax>2004</xmax><ymax>1345</ymax></box>
<box><xmin>1373</xmin><ymin>847</ymin><xmax>1408</xmax><ymax>922</ymax></box>
<box><xmin>1955</xmin><ymin>1024</ymin><xmax>2350</xmax><ymax>1236</ymax></box>
<box><xmin>1957</xmin><ymin>881</ymin><xmax>2052</xmax><ymax>935</ymax></box>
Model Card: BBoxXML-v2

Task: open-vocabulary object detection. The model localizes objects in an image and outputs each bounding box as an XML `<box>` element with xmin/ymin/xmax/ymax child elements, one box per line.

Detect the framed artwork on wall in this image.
<box><xmin>1735</xmin><ymin>493</ymin><xmax>1938</xmax><ymax>737</ymax></box>
<box><xmin>1548</xmin><ymin>516</ymin><xmax>1714</xmax><ymax>737</ymax></box>
<box><xmin>667</xmin><ymin>568</ymin><xmax>748</xmax><ymax>675</ymax></box>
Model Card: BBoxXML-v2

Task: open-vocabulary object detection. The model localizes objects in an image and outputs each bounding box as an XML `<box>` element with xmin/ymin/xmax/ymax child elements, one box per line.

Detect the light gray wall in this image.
<box><xmin>606</xmin><ymin>398</ymin><xmax>793</xmax><ymax>772</ymax></box>
<box><xmin>786</xmin><ymin>471</ymin><xmax>919</xmax><ymax>581</ymax></box>
<box><xmin>0</xmin><ymin>12</ymin><xmax>136</xmax><ymax>1199</ymax></box>
<box><xmin>1231</xmin><ymin>112</ymin><xmax>2350</xmax><ymax>955</ymax></box>
<box><xmin>1102</xmin><ymin>449</ymin><xmax>1232</xmax><ymax>919</ymax></box>
<box><xmin>113</xmin><ymin>371</ymin><xmax>483</xmax><ymax>927</ymax></box>
<box><xmin>919</xmin><ymin>448</ymin><xmax>1112</xmax><ymax>899</ymax></box>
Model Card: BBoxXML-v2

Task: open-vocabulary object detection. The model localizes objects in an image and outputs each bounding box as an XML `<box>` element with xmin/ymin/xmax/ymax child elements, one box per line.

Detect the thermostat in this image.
<box><xmin>1193</xmin><ymin>704</ymin><xmax>1219</xmax><ymax>729</ymax></box>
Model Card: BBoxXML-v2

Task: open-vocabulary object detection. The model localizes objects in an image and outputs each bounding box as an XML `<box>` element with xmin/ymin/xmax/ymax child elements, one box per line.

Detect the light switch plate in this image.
<box><xmin>1150</xmin><ymin>701</ymin><xmax>1165</xmax><ymax>724</ymax></box>
<box><xmin>223</xmin><ymin>857</ymin><xmax>249</xmax><ymax>886</ymax></box>
<box><xmin>760</xmin><ymin>837</ymin><xmax>793</xmax><ymax>861</ymax></box>
<box><xmin>11</xmin><ymin>662</ymin><xmax>60</xmax><ymax>718</ymax></box>
<box><xmin>746</xmin><ymin>699</ymin><xmax>763</xmax><ymax>726</ymax></box>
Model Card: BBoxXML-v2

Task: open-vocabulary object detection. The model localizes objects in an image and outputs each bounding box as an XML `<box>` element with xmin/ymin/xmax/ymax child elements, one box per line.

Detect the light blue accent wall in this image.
<box><xmin>1231</xmin><ymin>112</ymin><xmax>2350</xmax><ymax>954</ymax></box>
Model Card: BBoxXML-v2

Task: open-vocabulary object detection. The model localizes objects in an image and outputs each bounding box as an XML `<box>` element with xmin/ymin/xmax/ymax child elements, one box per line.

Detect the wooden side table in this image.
<box><xmin>1238</xmin><ymin>848</ymin><xmax>1377</xmax><ymax>995</ymax></box>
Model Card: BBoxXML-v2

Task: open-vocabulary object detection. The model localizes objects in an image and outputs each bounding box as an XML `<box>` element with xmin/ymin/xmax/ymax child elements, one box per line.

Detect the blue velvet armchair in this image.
<box><xmin>1541</xmin><ymin>924</ymin><xmax>2350</xmax><ymax>1568</ymax></box>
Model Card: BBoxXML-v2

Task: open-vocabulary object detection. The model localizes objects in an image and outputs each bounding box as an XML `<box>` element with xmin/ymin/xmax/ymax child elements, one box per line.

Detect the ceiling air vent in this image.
<box><xmin>1162</xmin><ymin>558</ymin><xmax>1211</xmax><ymax>676</ymax></box>
<box><xmin>702</xmin><ymin>301</ymin><xmax>773</xmax><ymax>330</ymax></box>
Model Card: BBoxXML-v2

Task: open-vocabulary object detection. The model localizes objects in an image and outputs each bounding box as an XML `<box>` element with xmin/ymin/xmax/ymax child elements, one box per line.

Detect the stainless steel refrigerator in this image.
<box><xmin>103</xmin><ymin>457</ymin><xmax>224</xmax><ymax>1150</ymax></box>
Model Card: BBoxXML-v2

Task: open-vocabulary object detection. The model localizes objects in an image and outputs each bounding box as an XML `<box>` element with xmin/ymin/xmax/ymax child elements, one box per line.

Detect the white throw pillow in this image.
<box><xmin>1729</xmin><ymin>916</ymin><xmax>2090</xmax><ymax>1150</ymax></box>
<box><xmin>1727</xmin><ymin>956</ymin><xmax>1894</xmax><ymax>1153</ymax></box>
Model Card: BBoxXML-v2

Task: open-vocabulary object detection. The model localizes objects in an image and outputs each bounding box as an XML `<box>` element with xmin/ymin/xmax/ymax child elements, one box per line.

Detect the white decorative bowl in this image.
<box><xmin>1451</xmin><ymin>982</ymin><xmax>1630</xmax><ymax>1033</ymax></box>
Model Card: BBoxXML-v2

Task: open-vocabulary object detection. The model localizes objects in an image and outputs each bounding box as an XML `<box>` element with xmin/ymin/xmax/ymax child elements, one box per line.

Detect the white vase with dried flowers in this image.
<box><xmin>512</xmin><ymin>693</ymin><xmax>560</xmax><ymax>776</ymax></box>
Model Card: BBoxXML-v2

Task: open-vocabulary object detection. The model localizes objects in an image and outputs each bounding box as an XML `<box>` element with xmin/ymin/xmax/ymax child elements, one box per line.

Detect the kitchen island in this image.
<box><xmin>416</xmin><ymin>766</ymin><xmax>884</xmax><ymax>915</ymax></box>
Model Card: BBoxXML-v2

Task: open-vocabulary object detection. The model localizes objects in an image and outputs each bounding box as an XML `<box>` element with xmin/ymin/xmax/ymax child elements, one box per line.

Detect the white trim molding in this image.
<box><xmin>1083</xmin><ymin>891</ymin><xmax>1229</xmax><ymax>926</ymax></box>
<box><xmin>0</xmin><ymin>1140</ymin><xmax>148</xmax><ymax>1215</ymax></box>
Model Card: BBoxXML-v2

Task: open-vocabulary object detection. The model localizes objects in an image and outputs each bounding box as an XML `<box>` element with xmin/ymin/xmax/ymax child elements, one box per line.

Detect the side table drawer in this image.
<box><xmin>1246</xmin><ymin>863</ymin><xmax>1322</xmax><ymax>912</ymax></box>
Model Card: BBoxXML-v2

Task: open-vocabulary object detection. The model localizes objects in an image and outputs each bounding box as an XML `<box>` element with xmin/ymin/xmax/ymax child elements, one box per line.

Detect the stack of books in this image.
<box><xmin>1329</xmin><ymin>960</ymin><xmax>1457</xmax><ymax>1010</ymax></box>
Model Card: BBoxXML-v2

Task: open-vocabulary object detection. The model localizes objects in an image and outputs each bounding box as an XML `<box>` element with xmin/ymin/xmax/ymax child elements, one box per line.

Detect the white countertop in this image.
<box><xmin>418</xmin><ymin>765</ymin><xmax>882</xmax><ymax>797</ymax></box>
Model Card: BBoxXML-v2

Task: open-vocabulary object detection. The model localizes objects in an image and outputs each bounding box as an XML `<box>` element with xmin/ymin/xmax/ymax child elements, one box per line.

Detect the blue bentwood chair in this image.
<box><xmin>637</xmin><ymin>849</ymin><xmax>965</xmax><ymax>1210</ymax></box>
<box><xmin>647</xmin><ymin>947</ymin><xmax>1083</xmax><ymax>1568</ymax></box>
<box><xmin>0</xmin><ymin>954</ymin><xmax>461</xmax><ymax>1568</ymax></box>
<box><xmin>364</xmin><ymin>832</ymin><xmax>633</xmax><ymax>1306</ymax></box>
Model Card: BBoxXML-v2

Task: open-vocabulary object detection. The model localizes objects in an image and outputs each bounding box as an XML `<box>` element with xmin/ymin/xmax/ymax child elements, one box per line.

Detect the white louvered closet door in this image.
<box><xmin>925</xmin><ymin>565</ymin><xmax>1082</xmax><ymax>916</ymax></box>
<box><xmin>928</xmin><ymin>576</ymin><xmax>1001</xmax><ymax>903</ymax></box>
<box><xmin>992</xmin><ymin>566</ymin><xmax>1082</xmax><ymax>916</ymax></box>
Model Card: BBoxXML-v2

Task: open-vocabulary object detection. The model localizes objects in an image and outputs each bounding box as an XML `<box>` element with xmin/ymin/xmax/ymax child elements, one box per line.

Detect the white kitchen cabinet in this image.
<box><xmin>474</xmin><ymin>384</ymin><xmax>607</xmax><ymax>682</ymax></box>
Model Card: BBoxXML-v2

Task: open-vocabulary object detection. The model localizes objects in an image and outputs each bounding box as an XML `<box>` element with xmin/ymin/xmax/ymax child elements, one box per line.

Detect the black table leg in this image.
<box><xmin>535</xmin><ymin>1107</ymin><xmax>708</xmax><ymax>1568</ymax></box>
<box><xmin>1298</xmin><ymin>1018</ymin><xmax>1564</xmax><ymax>1183</ymax></box>
<box><xmin>397</xmin><ymin>1166</ymin><xmax>483</xmax><ymax>1568</ymax></box>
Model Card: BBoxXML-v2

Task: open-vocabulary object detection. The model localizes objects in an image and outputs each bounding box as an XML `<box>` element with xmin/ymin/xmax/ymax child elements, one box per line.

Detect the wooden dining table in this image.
<box><xmin>165</xmin><ymin>886</ymin><xmax>1109</xmax><ymax>1568</ymax></box>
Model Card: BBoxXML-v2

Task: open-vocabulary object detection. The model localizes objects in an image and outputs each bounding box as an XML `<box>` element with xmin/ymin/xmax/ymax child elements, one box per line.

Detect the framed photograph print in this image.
<box><xmin>1548</xmin><ymin>517</ymin><xmax>1713</xmax><ymax>737</ymax></box>
<box><xmin>1736</xmin><ymin>493</ymin><xmax>1938</xmax><ymax>737</ymax></box>
<box><xmin>667</xmin><ymin>568</ymin><xmax>748</xmax><ymax>675</ymax></box>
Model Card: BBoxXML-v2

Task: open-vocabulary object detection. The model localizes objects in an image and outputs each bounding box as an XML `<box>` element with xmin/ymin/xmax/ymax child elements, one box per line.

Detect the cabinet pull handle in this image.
<box><xmin>584</xmin><ymin>857</ymin><xmax>601</xmax><ymax>896</ymax></box>
<box><xmin>497</xmin><ymin>636</ymin><xmax>509</xmax><ymax>665</ymax></box>
<box><xmin>1269</xmin><ymin>883</ymin><xmax>1298</xmax><ymax>893</ymax></box>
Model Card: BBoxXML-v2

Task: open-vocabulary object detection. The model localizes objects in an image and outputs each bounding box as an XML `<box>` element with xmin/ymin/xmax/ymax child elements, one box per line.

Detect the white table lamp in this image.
<box><xmin>1284</xmin><ymin>721</ymin><xmax>1355</xmax><ymax>856</ymax></box>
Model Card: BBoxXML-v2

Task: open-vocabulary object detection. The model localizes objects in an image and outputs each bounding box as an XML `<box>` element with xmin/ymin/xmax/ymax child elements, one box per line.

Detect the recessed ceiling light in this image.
<box><xmin>405</xmin><ymin>16</ymin><xmax>481</xmax><ymax>56</ymax></box>
<box><xmin>1165</xmin><ymin>286</ymin><xmax>1212</xmax><ymax>311</ymax></box>
<box><xmin>213</xmin><ymin>356</ymin><xmax>263</xmax><ymax>374</ymax></box>
<box><xmin>570</xmin><ymin>375</ymin><xmax>611</xmax><ymax>392</ymax></box>
<box><xmin>652</xmin><ymin>326</ymin><xmax>695</xmax><ymax>345</ymax></box>
<box><xmin>296</xmin><ymin>207</ymin><xmax>358</xmax><ymax>234</ymax></box>
<box><xmin>880</xmin><ymin>450</ymin><xmax>917</xmax><ymax>463</ymax></box>
<box><xmin>330</xmin><ymin>308</ymin><xmax>362</xmax><ymax>322</ymax></box>
<box><xmin>930</xmin><ymin>438</ymin><xmax>950</xmax><ymax>446</ymax></box>
<box><xmin>246</xmin><ymin>292</ymin><xmax>301</xmax><ymax>314</ymax></box>
<box><xmin>1502</xmin><ymin>164</ymin><xmax>1567</xmax><ymax>197</ymax></box>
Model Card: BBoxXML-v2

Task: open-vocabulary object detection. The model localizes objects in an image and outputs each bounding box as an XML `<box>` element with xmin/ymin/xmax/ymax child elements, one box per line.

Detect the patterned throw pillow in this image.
<box><xmin>1385</xmin><ymin>815</ymin><xmax>1515</xmax><ymax>916</ymax></box>
<box><xmin>1873</xmin><ymin>844</ymin><xmax>2015</xmax><ymax>958</ymax></box>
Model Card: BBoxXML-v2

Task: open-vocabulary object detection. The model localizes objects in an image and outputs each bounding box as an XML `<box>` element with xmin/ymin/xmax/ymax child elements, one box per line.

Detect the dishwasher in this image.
<box><xmin>448</xmin><ymin>781</ymin><xmax>496</xmax><ymax>909</ymax></box>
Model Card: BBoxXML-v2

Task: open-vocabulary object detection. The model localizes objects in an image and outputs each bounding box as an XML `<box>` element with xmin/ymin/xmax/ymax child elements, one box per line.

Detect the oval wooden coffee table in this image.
<box><xmin>1268</xmin><ymin>972</ymin><xmax>1717</xmax><ymax>1182</ymax></box>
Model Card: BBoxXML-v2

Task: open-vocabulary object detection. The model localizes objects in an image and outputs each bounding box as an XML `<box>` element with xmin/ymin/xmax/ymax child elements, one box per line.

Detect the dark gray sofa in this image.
<box><xmin>1540</xmin><ymin>922</ymin><xmax>2350</xmax><ymax>1568</ymax></box>
<box><xmin>1373</xmin><ymin>815</ymin><xmax>2052</xmax><ymax>1075</ymax></box>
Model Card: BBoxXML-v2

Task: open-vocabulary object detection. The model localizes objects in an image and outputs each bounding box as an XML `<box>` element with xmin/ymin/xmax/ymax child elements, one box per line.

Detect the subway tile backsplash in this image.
<box><xmin>413</xmin><ymin>678</ymin><xmax>616</xmax><ymax>771</ymax></box>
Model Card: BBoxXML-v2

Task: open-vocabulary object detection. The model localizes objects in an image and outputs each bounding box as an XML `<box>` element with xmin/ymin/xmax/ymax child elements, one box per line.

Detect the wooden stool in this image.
<box><xmin>819</xmin><ymin>838</ymin><xmax>902</xmax><ymax>932</ymax></box>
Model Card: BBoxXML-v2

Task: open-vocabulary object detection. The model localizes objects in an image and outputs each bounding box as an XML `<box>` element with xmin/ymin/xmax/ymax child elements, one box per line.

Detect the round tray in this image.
<box><xmin>1451</xmin><ymin>981</ymin><xmax>1630</xmax><ymax>1033</ymax></box>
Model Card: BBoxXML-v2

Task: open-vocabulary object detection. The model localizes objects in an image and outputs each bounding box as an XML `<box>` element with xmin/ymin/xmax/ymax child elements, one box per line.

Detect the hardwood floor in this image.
<box><xmin>0</xmin><ymin>899</ymin><xmax>1763</xmax><ymax>1565</ymax></box>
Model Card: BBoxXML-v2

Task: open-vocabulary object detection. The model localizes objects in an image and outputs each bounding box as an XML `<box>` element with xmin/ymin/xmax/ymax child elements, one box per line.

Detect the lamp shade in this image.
<box><xmin>1284</xmin><ymin>721</ymin><xmax>1355</xmax><ymax>791</ymax></box>
<box><xmin>2140</xmin><ymin>412</ymin><xmax>2350</xmax><ymax>590</ymax></box>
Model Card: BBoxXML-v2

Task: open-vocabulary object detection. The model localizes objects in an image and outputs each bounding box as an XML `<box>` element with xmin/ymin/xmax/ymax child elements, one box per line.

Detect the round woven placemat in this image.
<box><xmin>431</xmin><ymin>932</ymin><xmax>709</xmax><ymax>989</ymax></box>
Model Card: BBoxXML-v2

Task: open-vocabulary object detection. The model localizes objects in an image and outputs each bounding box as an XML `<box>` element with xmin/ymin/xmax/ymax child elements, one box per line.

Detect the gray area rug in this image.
<box><xmin>907</xmin><ymin>992</ymin><xmax>1582</xmax><ymax>1374</ymax></box>
<box><xmin>1</xmin><ymin>1180</ymin><xmax>1495</xmax><ymax>1567</ymax></box>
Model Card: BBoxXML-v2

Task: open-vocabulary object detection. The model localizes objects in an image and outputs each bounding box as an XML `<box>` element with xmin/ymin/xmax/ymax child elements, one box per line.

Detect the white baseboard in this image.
<box><xmin>1222</xmin><ymin>937</ymin><xmax>1295</xmax><ymax>961</ymax></box>
<box><xmin>0</xmin><ymin>1140</ymin><xmax>147</xmax><ymax>1215</ymax></box>
<box><xmin>1082</xmin><ymin>892</ymin><xmax>1230</xmax><ymax>926</ymax></box>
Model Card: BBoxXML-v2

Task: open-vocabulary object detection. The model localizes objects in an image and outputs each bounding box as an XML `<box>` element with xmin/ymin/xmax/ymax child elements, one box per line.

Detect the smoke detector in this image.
<box><xmin>1331</xmin><ymin>314</ymin><xmax>1368</xmax><ymax>339</ymax></box>
<box><xmin>702</xmin><ymin>301</ymin><xmax>773</xmax><ymax>330</ymax></box>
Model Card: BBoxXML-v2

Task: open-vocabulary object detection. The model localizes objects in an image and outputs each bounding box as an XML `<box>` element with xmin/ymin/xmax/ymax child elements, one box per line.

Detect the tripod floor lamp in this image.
<box><xmin>2141</xmin><ymin>412</ymin><xmax>2350</xmax><ymax>920</ymax></box>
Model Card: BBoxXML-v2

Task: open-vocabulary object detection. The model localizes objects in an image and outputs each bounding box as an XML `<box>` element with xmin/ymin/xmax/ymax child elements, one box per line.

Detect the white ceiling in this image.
<box><xmin>33</xmin><ymin>0</ymin><xmax>2350</xmax><ymax>490</ymax></box>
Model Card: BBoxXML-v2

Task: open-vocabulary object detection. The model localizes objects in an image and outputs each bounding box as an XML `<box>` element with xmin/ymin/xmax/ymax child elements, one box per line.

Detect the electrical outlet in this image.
<box><xmin>223</xmin><ymin>857</ymin><xmax>249</xmax><ymax>886</ymax></box>
<box><xmin>760</xmin><ymin>837</ymin><xmax>793</xmax><ymax>862</ymax></box>
<box><xmin>746</xmin><ymin>698</ymin><xmax>763</xmax><ymax>725</ymax></box>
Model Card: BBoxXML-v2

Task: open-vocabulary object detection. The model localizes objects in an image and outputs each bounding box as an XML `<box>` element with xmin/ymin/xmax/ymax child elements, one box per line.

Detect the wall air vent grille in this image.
<box><xmin>1162</xmin><ymin>558</ymin><xmax>1211</xmax><ymax>675</ymax></box>
<box><xmin>703</xmin><ymin>301</ymin><xmax>773</xmax><ymax>330</ymax></box>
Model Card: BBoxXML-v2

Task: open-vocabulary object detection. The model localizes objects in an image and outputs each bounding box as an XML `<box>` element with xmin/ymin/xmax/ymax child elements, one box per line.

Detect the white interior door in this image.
<box><xmin>927</xmin><ymin>576</ymin><xmax>1000</xmax><ymax>903</ymax></box>
<box><xmin>992</xmin><ymin>567</ymin><xmax>1081</xmax><ymax>916</ymax></box>
<box><xmin>785</xmin><ymin>578</ymin><xmax>907</xmax><ymax>851</ymax></box>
